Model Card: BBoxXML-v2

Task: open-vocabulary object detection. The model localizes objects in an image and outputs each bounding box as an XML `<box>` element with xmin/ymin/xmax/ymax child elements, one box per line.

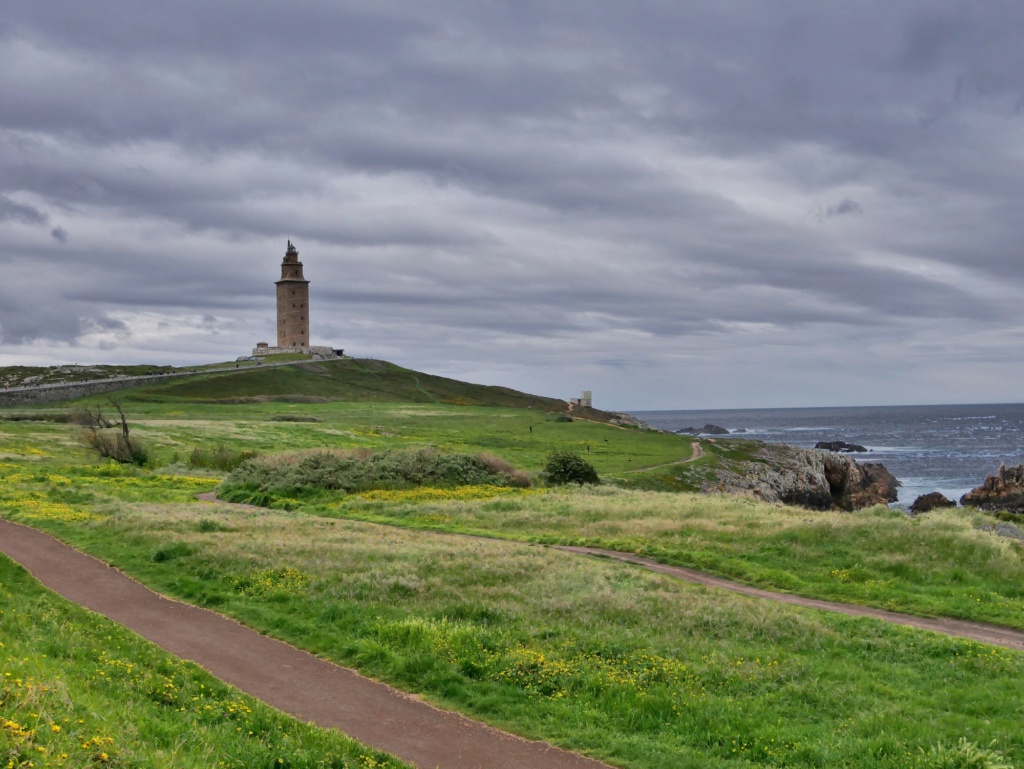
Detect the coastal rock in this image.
<box><xmin>708</xmin><ymin>444</ymin><xmax>899</xmax><ymax>511</ymax></box>
<box><xmin>823</xmin><ymin>456</ymin><xmax>900</xmax><ymax>511</ymax></box>
<box><xmin>676</xmin><ymin>423</ymin><xmax>730</xmax><ymax>435</ymax></box>
<box><xmin>909</xmin><ymin>492</ymin><xmax>956</xmax><ymax>514</ymax></box>
<box><xmin>975</xmin><ymin>522</ymin><xmax>1024</xmax><ymax>542</ymax></box>
<box><xmin>815</xmin><ymin>440</ymin><xmax>868</xmax><ymax>453</ymax></box>
<box><xmin>608</xmin><ymin>412</ymin><xmax>657</xmax><ymax>430</ymax></box>
<box><xmin>960</xmin><ymin>464</ymin><xmax>1024</xmax><ymax>514</ymax></box>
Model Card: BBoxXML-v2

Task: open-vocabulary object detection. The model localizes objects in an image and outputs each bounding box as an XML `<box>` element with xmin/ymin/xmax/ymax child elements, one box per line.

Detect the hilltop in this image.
<box><xmin>130</xmin><ymin>358</ymin><xmax>571</xmax><ymax>410</ymax></box>
<box><xmin>1</xmin><ymin>356</ymin><xmax>654</xmax><ymax>430</ymax></box>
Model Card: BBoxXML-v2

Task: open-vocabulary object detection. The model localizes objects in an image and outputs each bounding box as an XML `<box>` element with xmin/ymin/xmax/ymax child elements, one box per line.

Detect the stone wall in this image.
<box><xmin>0</xmin><ymin>373</ymin><xmax>184</xmax><ymax>407</ymax></box>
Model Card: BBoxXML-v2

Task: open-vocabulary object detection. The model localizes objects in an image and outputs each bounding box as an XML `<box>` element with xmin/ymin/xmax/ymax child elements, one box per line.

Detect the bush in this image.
<box><xmin>220</xmin><ymin>447</ymin><xmax>531</xmax><ymax>501</ymax></box>
<box><xmin>476</xmin><ymin>452</ymin><xmax>531</xmax><ymax>488</ymax></box>
<box><xmin>79</xmin><ymin>428</ymin><xmax>149</xmax><ymax>466</ymax></box>
<box><xmin>74</xmin><ymin>398</ymin><xmax>148</xmax><ymax>466</ymax></box>
<box><xmin>545</xmin><ymin>450</ymin><xmax>600</xmax><ymax>485</ymax></box>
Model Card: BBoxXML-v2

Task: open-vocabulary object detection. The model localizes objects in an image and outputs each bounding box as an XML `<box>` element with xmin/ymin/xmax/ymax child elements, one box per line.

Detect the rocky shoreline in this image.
<box><xmin>708</xmin><ymin>443</ymin><xmax>899</xmax><ymax>511</ymax></box>
<box><xmin>668</xmin><ymin>435</ymin><xmax>1024</xmax><ymax>517</ymax></box>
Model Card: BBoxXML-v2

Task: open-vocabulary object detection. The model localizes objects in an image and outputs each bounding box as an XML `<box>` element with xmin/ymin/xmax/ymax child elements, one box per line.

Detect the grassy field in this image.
<box><xmin>0</xmin><ymin>400</ymin><xmax>694</xmax><ymax>479</ymax></box>
<box><xmin>1</xmin><ymin>485</ymin><xmax>1021</xmax><ymax>769</ymax></box>
<box><xmin>290</xmin><ymin>487</ymin><xmax>1024</xmax><ymax>630</ymax></box>
<box><xmin>2</xmin><ymin>370</ymin><xmax>1024</xmax><ymax>768</ymax></box>
<box><xmin>0</xmin><ymin>554</ymin><xmax>410</xmax><ymax>769</ymax></box>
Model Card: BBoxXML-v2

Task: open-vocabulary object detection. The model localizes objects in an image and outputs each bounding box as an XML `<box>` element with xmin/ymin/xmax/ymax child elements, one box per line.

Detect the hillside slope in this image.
<box><xmin>129</xmin><ymin>358</ymin><xmax>571</xmax><ymax>411</ymax></box>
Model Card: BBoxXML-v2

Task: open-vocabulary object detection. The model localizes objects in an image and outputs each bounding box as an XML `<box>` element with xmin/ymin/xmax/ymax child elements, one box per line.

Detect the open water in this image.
<box><xmin>630</xmin><ymin>403</ymin><xmax>1024</xmax><ymax>506</ymax></box>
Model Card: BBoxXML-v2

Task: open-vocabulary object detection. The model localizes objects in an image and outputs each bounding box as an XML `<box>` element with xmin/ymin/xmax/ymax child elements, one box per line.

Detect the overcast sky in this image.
<box><xmin>2</xmin><ymin>2</ymin><xmax>1023</xmax><ymax>410</ymax></box>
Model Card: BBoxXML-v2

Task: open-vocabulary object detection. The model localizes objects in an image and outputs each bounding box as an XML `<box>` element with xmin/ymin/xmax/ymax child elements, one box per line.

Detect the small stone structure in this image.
<box><xmin>569</xmin><ymin>390</ymin><xmax>593</xmax><ymax>409</ymax></box>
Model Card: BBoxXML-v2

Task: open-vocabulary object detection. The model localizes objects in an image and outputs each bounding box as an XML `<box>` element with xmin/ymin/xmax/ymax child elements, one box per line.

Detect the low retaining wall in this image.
<box><xmin>0</xmin><ymin>374</ymin><xmax>184</xmax><ymax>407</ymax></box>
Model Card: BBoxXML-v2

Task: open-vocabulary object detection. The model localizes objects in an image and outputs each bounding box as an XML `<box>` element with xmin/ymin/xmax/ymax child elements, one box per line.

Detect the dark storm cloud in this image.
<box><xmin>2</xmin><ymin>1</ymin><xmax>1023</xmax><ymax>406</ymax></box>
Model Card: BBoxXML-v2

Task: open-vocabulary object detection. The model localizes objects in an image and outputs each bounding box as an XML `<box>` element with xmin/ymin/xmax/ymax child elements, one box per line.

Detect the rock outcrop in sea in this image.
<box><xmin>676</xmin><ymin>423</ymin><xmax>730</xmax><ymax>435</ymax></box>
<box><xmin>814</xmin><ymin>440</ymin><xmax>868</xmax><ymax>453</ymax></box>
<box><xmin>710</xmin><ymin>444</ymin><xmax>899</xmax><ymax>511</ymax></box>
<box><xmin>960</xmin><ymin>463</ymin><xmax>1024</xmax><ymax>514</ymax></box>
<box><xmin>909</xmin><ymin>492</ymin><xmax>956</xmax><ymax>514</ymax></box>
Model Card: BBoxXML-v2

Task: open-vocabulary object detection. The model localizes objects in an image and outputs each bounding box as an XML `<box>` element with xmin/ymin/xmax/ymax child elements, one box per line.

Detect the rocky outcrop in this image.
<box><xmin>815</xmin><ymin>440</ymin><xmax>868</xmax><ymax>453</ymax></box>
<box><xmin>676</xmin><ymin>423</ymin><xmax>730</xmax><ymax>435</ymax></box>
<box><xmin>710</xmin><ymin>444</ymin><xmax>898</xmax><ymax>511</ymax></box>
<box><xmin>960</xmin><ymin>464</ymin><xmax>1024</xmax><ymax>514</ymax></box>
<box><xmin>975</xmin><ymin>522</ymin><xmax>1024</xmax><ymax>542</ymax></box>
<box><xmin>608</xmin><ymin>412</ymin><xmax>658</xmax><ymax>430</ymax></box>
<box><xmin>909</xmin><ymin>492</ymin><xmax>956</xmax><ymax>514</ymax></box>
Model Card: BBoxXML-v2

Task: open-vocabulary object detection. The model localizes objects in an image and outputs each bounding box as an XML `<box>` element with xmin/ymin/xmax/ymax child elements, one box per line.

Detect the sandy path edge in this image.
<box><xmin>555</xmin><ymin>546</ymin><xmax>1024</xmax><ymax>651</ymax></box>
<box><xmin>0</xmin><ymin>518</ymin><xmax>615</xmax><ymax>769</ymax></box>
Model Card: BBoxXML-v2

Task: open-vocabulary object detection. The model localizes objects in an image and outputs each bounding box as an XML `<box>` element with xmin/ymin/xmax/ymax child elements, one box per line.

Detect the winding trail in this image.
<box><xmin>624</xmin><ymin>441</ymin><xmax>703</xmax><ymax>473</ymax></box>
<box><xmin>197</xmin><ymin>492</ymin><xmax>1024</xmax><ymax>650</ymax></box>
<box><xmin>195</xmin><ymin>492</ymin><xmax>1024</xmax><ymax>650</ymax></box>
<box><xmin>554</xmin><ymin>546</ymin><xmax>1024</xmax><ymax>651</ymax></box>
<box><xmin>0</xmin><ymin>518</ymin><xmax>613</xmax><ymax>769</ymax></box>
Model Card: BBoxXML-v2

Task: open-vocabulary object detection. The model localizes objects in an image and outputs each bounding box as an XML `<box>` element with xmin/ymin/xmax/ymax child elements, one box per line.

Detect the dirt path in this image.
<box><xmin>0</xmin><ymin>518</ymin><xmax>613</xmax><ymax>769</ymax></box>
<box><xmin>555</xmin><ymin>546</ymin><xmax>1024</xmax><ymax>651</ymax></box>
<box><xmin>624</xmin><ymin>442</ymin><xmax>703</xmax><ymax>473</ymax></box>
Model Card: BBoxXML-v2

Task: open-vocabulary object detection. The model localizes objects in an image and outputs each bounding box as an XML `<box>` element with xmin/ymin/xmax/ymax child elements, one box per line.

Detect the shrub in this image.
<box><xmin>74</xmin><ymin>398</ymin><xmax>148</xmax><ymax>466</ymax></box>
<box><xmin>545</xmin><ymin>450</ymin><xmax>599</xmax><ymax>486</ymax></box>
<box><xmin>554</xmin><ymin>415</ymin><xmax>573</xmax><ymax>423</ymax></box>
<box><xmin>476</xmin><ymin>452</ymin><xmax>531</xmax><ymax>488</ymax></box>
<box><xmin>78</xmin><ymin>427</ymin><xmax>149</xmax><ymax>466</ymax></box>
<box><xmin>220</xmin><ymin>447</ymin><xmax>531</xmax><ymax>501</ymax></box>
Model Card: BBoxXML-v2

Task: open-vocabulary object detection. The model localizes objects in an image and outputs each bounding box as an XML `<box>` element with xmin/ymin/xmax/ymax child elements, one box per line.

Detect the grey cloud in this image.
<box><xmin>0</xmin><ymin>194</ymin><xmax>47</xmax><ymax>225</ymax></box>
<box><xmin>0</xmin><ymin>291</ymin><xmax>121</xmax><ymax>345</ymax></box>
<box><xmin>825</xmin><ymin>199</ymin><xmax>863</xmax><ymax>218</ymax></box>
<box><xmin>2</xmin><ymin>1</ymin><xmax>1024</xmax><ymax>407</ymax></box>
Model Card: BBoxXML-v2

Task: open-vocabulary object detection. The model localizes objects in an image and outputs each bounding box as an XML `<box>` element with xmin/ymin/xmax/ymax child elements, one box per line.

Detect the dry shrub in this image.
<box><xmin>477</xmin><ymin>452</ymin><xmax>531</xmax><ymax>488</ymax></box>
<box><xmin>74</xmin><ymin>399</ymin><xmax>148</xmax><ymax>466</ymax></box>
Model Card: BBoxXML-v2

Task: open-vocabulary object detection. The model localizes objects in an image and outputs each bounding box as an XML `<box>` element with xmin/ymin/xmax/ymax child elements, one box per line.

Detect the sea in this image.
<box><xmin>630</xmin><ymin>403</ymin><xmax>1024</xmax><ymax>507</ymax></box>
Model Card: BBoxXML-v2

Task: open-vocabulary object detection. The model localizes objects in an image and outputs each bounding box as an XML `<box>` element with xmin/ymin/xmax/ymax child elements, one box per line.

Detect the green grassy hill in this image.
<box><xmin>130</xmin><ymin>358</ymin><xmax>571</xmax><ymax>411</ymax></box>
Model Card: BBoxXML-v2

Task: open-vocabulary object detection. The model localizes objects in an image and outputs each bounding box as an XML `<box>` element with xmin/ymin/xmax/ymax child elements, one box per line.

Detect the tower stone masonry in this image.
<box><xmin>276</xmin><ymin>240</ymin><xmax>310</xmax><ymax>349</ymax></box>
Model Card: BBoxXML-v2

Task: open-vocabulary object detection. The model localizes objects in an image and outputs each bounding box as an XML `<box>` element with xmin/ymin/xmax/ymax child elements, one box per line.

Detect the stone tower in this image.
<box><xmin>276</xmin><ymin>240</ymin><xmax>310</xmax><ymax>349</ymax></box>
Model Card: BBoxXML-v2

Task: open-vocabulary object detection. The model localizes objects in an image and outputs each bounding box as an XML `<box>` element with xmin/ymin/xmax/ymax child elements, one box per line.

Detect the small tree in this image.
<box><xmin>545</xmin><ymin>449</ymin><xmax>599</xmax><ymax>485</ymax></box>
<box><xmin>75</xmin><ymin>396</ymin><xmax>148</xmax><ymax>466</ymax></box>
